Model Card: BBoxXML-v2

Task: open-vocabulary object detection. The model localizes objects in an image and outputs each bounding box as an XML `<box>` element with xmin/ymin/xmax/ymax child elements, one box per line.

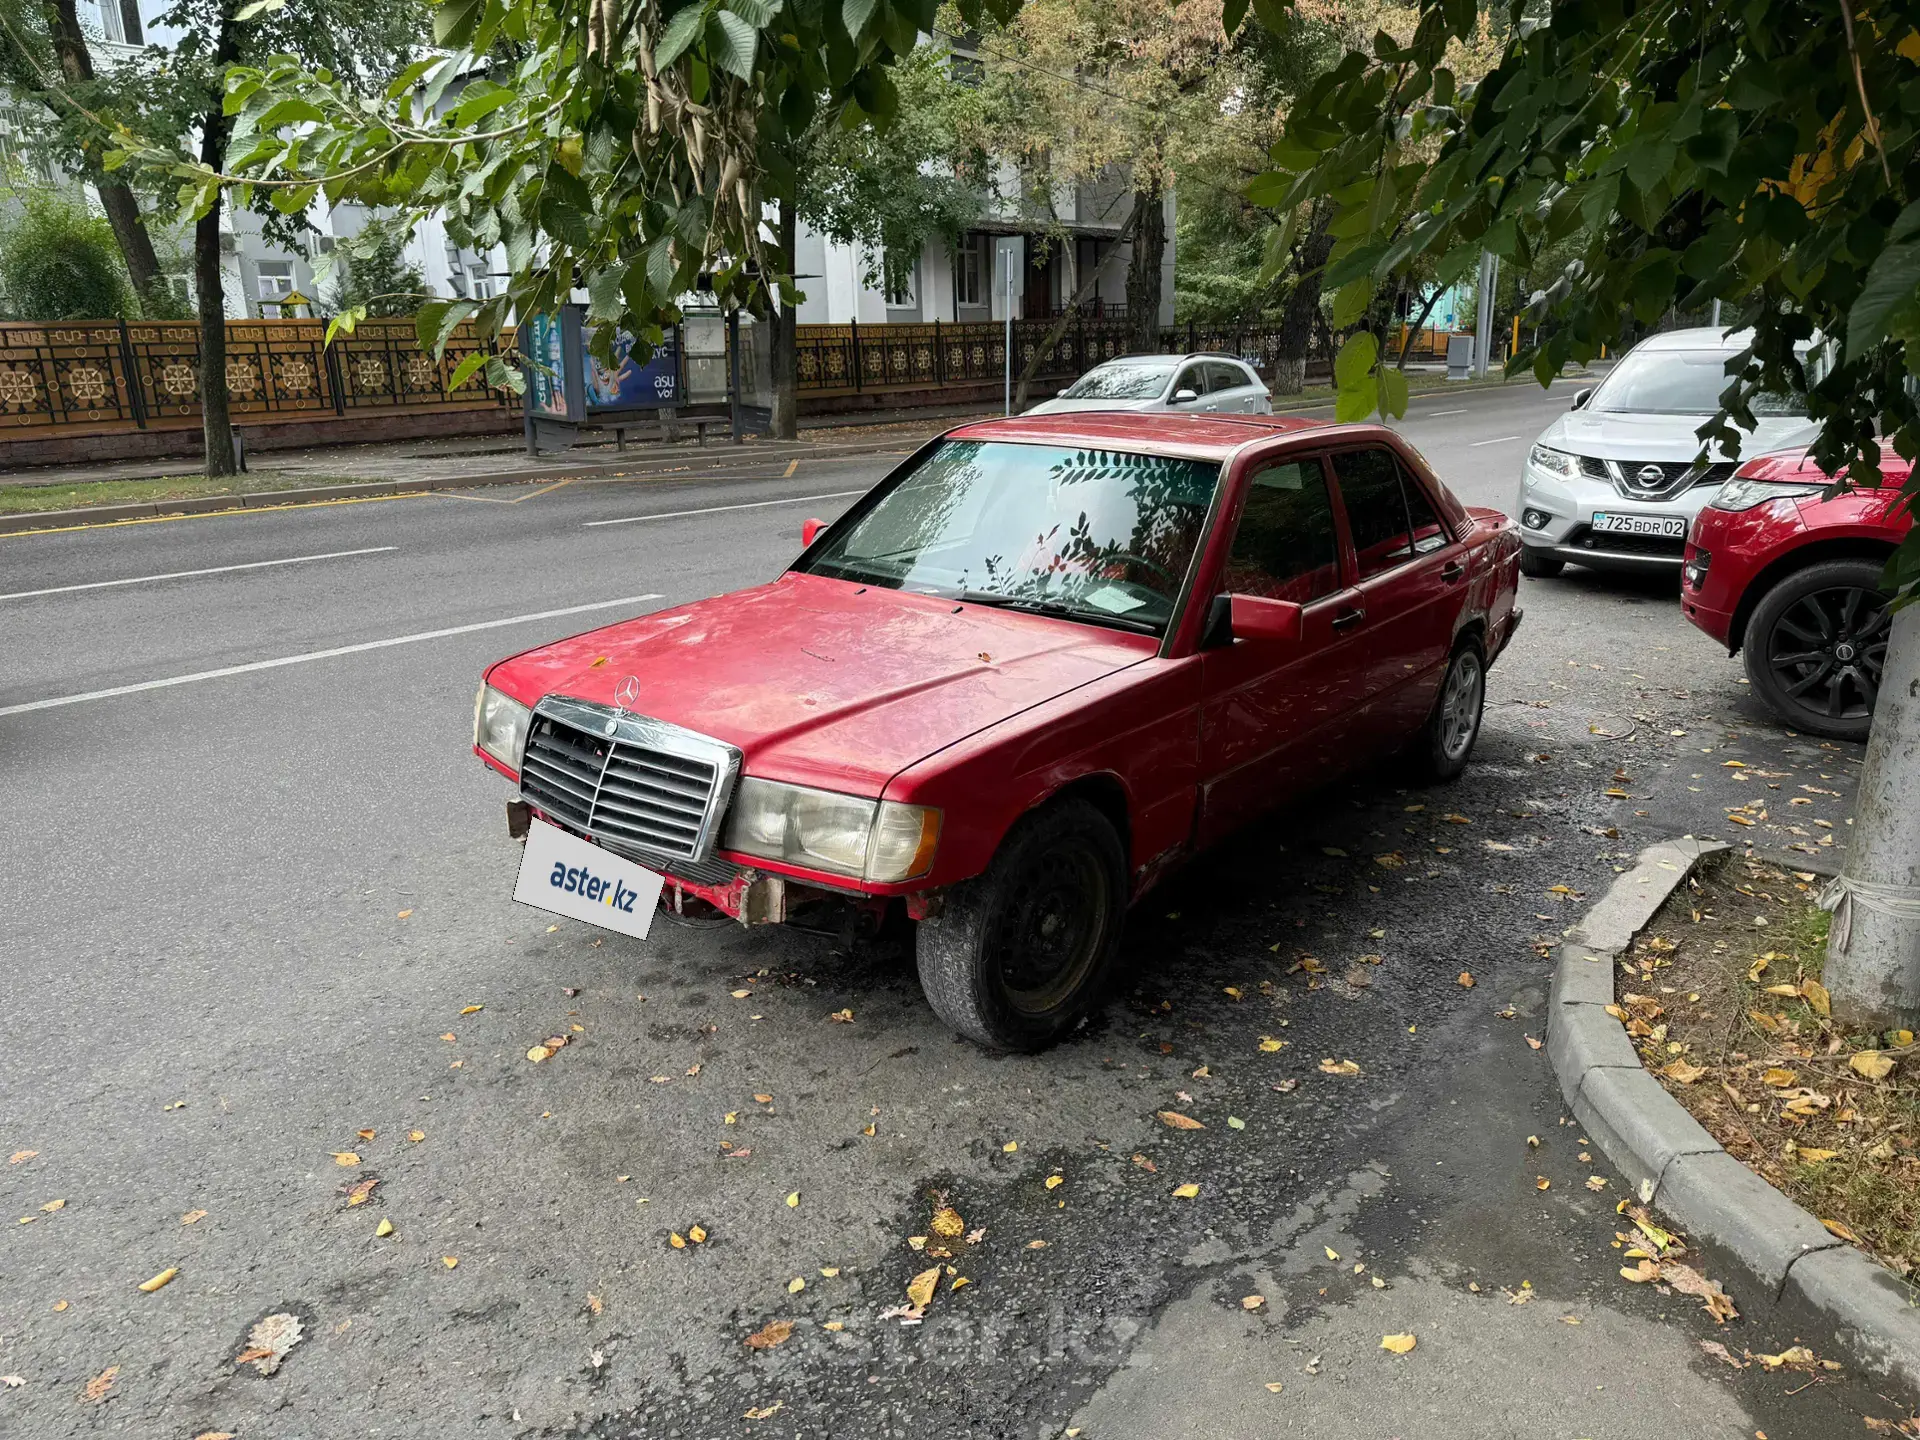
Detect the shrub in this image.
<box><xmin>0</xmin><ymin>194</ymin><xmax>134</xmax><ymax>321</ymax></box>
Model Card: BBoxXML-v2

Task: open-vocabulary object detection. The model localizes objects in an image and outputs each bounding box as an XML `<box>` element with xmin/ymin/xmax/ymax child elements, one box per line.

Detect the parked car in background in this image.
<box><xmin>1682</xmin><ymin>446</ymin><xmax>1911</xmax><ymax>740</ymax></box>
<box><xmin>1516</xmin><ymin>328</ymin><xmax>1817</xmax><ymax>576</ymax></box>
<box><xmin>1026</xmin><ymin>353</ymin><xmax>1273</xmax><ymax>416</ymax></box>
<box><xmin>474</xmin><ymin>412</ymin><xmax>1520</xmax><ymax>1050</ymax></box>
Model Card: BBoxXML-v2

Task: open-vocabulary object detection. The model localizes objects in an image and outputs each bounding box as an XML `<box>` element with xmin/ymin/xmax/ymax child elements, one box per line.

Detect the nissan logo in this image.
<box><xmin>1635</xmin><ymin>464</ymin><xmax>1666</xmax><ymax>485</ymax></box>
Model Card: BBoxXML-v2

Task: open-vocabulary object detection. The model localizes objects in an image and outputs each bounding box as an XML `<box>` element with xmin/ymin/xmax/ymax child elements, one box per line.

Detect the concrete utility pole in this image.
<box><xmin>1474</xmin><ymin>252</ymin><xmax>1499</xmax><ymax>377</ymax></box>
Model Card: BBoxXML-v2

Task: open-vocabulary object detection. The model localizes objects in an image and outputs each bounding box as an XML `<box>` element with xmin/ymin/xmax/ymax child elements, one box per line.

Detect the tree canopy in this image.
<box><xmin>1249</xmin><ymin>0</ymin><xmax>1920</xmax><ymax>572</ymax></box>
<box><xmin>0</xmin><ymin>193</ymin><xmax>135</xmax><ymax>320</ymax></box>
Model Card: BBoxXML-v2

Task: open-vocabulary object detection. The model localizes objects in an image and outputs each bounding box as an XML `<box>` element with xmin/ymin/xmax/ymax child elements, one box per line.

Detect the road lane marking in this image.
<box><xmin>0</xmin><ymin>490</ymin><xmax>427</xmax><ymax>539</ymax></box>
<box><xmin>434</xmin><ymin>478</ymin><xmax>577</xmax><ymax>505</ymax></box>
<box><xmin>585</xmin><ymin>490</ymin><xmax>866</xmax><ymax>528</ymax></box>
<box><xmin>1468</xmin><ymin>435</ymin><xmax>1521</xmax><ymax>447</ymax></box>
<box><xmin>1422</xmin><ymin>408</ymin><xmax>1469</xmax><ymax>417</ymax></box>
<box><xmin>0</xmin><ymin>593</ymin><xmax>664</xmax><ymax>718</ymax></box>
<box><xmin>0</xmin><ymin>546</ymin><xmax>398</xmax><ymax>602</ymax></box>
<box><xmin>784</xmin><ymin>459</ymin><xmax>799</xmax><ymax>477</ymax></box>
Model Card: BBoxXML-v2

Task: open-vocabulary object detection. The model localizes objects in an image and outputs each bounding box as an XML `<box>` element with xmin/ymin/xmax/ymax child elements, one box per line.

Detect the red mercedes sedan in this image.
<box><xmin>473</xmin><ymin>413</ymin><xmax>1523</xmax><ymax>1049</ymax></box>
<box><xmin>1682</xmin><ymin>446</ymin><xmax>1912</xmax><ymax>740</ymax></box>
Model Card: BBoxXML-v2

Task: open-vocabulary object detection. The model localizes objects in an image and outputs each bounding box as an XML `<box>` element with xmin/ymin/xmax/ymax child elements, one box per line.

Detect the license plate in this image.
<box><xmin>513</xmin><ymin>818</ymin><xmax>665</xmax><ymax>939</ymax></box>
<box><xmin>1591</xmin><ymin>511</ymin><xmax>1687</xmax><ymax>538</ymax></box>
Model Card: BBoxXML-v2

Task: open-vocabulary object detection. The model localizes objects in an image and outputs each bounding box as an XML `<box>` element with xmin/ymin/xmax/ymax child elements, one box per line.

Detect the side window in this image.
<box><xmin>1205</xmin><ymin>361</ymin><xmax>1246</xmax><ymax>393</ymax></box>
<box><xmin>1332</xmin><ymin>448</ymin><xmax>1414</xmax><ymax>581</ymax></box>
<box><xmin>1221</xmin><ymin>459</ymin><xmax>1342</xmax><ymax>604</ymax></box>
<box><xmin>1172</xmin><ymin>364</ymin><xmax>1209</xmax><ymax>400</ymax></box>
<box><xmin>1402</xmin><ymin>466</ymin><xmax>1449</xmax><ymax>555</ymax></box>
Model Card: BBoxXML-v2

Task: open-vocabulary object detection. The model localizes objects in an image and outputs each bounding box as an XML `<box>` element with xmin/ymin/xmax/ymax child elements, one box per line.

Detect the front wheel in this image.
<box><xmin>1741</xmin><ymin>558</ymin><xmax>1890</xmax><ymax>741</ymax></box>
<box><xmin>1519</xmin><ymin>546</ymin><xmax>1565</xmax><ymax>578</ymax></box>
<box><xmin>1410</xmin><ymin>640</ymin><xmax>1486</xmax><ymax>783</ymax></box>
<box><xmin>916</xmin><ymin>799</ymin><xmax>1127</xmax><ymax>1051</ymax></box>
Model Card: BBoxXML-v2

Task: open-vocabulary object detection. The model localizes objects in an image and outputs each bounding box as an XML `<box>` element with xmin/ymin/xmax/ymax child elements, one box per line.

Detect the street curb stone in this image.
<box><xmin>1548</xmin><ymin>838</ymin><xmax>1920</xmax><ymax>1396</ymax></box>
<box><xmin>0</xmin><ymin>435</ymin><xmax>917</xmax><ymax>535</ymax></box>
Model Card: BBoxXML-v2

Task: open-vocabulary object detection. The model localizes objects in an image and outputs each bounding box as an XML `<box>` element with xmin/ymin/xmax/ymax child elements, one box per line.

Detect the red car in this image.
<box><xmin>1682</xmin><ymin>447</ymin><xmax>1912</xmax><ymax>740</ymax></box>
<box><xmin>473</xmin><ymin>413</ymin><xmax>1523</xmax><ymax>1049</ymax></box>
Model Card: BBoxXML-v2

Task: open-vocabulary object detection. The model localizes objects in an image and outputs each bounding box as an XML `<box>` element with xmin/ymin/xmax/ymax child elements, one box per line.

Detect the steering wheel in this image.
<box><xmin>1100</xmin><ymin>551</ymin><xmax>1179</xmax><ymax>588</ymax></box>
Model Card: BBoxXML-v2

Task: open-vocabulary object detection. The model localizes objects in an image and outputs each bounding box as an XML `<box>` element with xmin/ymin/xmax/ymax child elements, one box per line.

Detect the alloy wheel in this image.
<box><xmin>1439</xmin><ymin>650</ymin><xmax>1484</xmax><ymax>762</ymax></box>
<box><xmin>1766</xmin><ymin>586</ymin><xmax>1889</xmax><ymax>725</ymax></box>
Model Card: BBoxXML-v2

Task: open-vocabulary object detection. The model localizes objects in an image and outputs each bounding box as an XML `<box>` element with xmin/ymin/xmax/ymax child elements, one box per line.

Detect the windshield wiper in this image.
<box><xmin>952</xmin><ymin>590</ymin><xmax>1161</xmax><ymax>636</ymax></box>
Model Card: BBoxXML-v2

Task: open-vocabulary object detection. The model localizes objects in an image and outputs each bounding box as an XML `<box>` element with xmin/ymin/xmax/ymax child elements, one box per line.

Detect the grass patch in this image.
<box><xmin>0</xmin><ymin>471</ymin><xmax>376</xmax><ymax>516</ymax></box>
<box><xmin>1628</xmin><ymin>855</ymin><xmax>1920</xmax><ymax>1278</ymax></box>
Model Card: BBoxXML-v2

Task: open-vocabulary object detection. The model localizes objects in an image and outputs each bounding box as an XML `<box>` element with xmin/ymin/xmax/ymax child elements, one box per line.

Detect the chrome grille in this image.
<box><xmin>517</xmin><ymin>697</ymin><xmax>740</xmax><ymax>863</ymax></box>
<box><xmin>1578</xmin><ymin>455</ymin><xmax>1736</xmax><ymax>500</ymax></box>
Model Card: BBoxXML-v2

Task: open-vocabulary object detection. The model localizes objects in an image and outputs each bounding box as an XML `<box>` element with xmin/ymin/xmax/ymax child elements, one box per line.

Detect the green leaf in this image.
<box><xmin>1244</xmin><ymin>171</ymin><xmax>1291</xmax><ymax>208</ymax></box>
<box><xmin>1331</xmin><ymin>277</ymin><xmax>1372</xmax><ymax>328</ymax></box>
<box><xmin>416</xmin><ymin>298</ymin><xmax>478</xmax><ymax>359</ymax></box>
<box><xmin>448</xmin><ymin>350</ymin><xmax>490</xmax><ymax>392</ymax></box>
<box><xmin>447</xmin><ymin>85</ymin><xmax>518</xmax><ymax>128</ymax></box>
<box><xmin>587</xmin><ymin>261</ymin><xmax>628</xmax><ymax>321</ymax></box>
<box><xmin>655</xmin><ymin>2</ymin><xmax>709</xmax><ymax>68</ymax></box>
<box><xmin>1334</xmin><ymin>330</ymin><xmax>1379</xmax><ymax>393</ymax></box>
<box><xmin>709</xmin><ymin>9</ymin><xmax>758</xmax><ymax>80</ymax></box>
<box><xmin>433</xmin><ymin>0</ymin><xmax>484</xmax><ymax>47</ymax></box>
<box><xmin>256</xmin><ymin>98</ymin><xmax>327</xmax><ymax>130</ymax></box>
<box><xmin>1376</xmin><ymin>364</ymin><xmax>1409</xmax><ymax>418</ymax></box>
<box><xmin>1221</xmin><ymin>0</ymin><xmax>1250</xmax><ymax>33</ymax></box>
<box><xmin>235</xmin><ymin>0</ymin><xmax>287</xmax><ymax>18</ymax></box>
<box><xmin>1847</xmin><ymin>241</ymin><xmax>1920</xmax><ymax>362</ymax></box>
<box><xmin>324</xmin><ymin>306</ymin><xmax>366</xmax><ymax>346</ymax></box>
<box><xmin>843</xmin><ymin>0</ymin><xmax>878</xmax><ymax>37</ymax></box>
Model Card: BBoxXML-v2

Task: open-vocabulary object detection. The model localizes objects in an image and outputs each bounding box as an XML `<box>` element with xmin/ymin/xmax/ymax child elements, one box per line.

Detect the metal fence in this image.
<box><xmin>0</xmin><ymin>318</ymin><xmax>513</xmax><ymax>436</ymax></box>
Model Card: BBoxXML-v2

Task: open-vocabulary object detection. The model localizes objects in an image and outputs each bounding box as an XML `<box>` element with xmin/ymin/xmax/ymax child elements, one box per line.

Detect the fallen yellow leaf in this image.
<box><xmin>906</xmin><ymin>1266</ymin><xmax>941</xmax><ymax>1309</ymax></box>
<box><xmin>1242</xmin><ymin>1294</ymin><xmax>1265</xmax><ymax>1310</ymax></box>
<box><xmin>1762</xmin><ymin>1067</ymin><xmax>1798</xmax><ymax>1087</ymax></box>
<box><xmin>1258</xmin><ymin>1036</ymin><xmax>1286</xmax><ymax>1052</ymax></box>
<box><xmin>40</xmin><ymin>1198</ymin><xmax>65</xmax><ymax>1213</ymax></box>
<box><xmin>1172</xmin><ymin>1183</ymin><xmax>1200</xmax><ymax>1199</ymax></box>
<box><xmin>823</xmin><ymin>1320</ymin><xmax>845</xmax><ymax>1332</ymax></box>
<box><xmin>181</xmin><ymin>1209</ymin><xmax>207</xmax><ymax>1225</ymax></box>
<box><xmin>330</xmin><ymin>1152</ymin><xmax>361</xmax><ymax>1167</ymax></box>
<box><xmin>1002</xmin><ymin>1141</ymin><xmax>1019</xmax><ymax>1153</ymax></box>
<box><xmin>1457</xmin><ymin>971</ymin><xmax>1475</xmax><ymax>988</ymax></box>
<box><xmin>1796</xmin><ymin>1148</ymin><xmax>1840</xmax><ymax>1163</ymax></box>
<box><xmin>1663</xmin><ymin>1060</ymin><xmax>1708</xmax><ymax>1085</ymax></box>
<box><xmin>1851</xmin><ymin>1050</ymin><xmax>1897</xmax><ymax>1080</ymax></box>
<box><xmin>688</xmin><ymin>1225</ymin><xmax>708</xmax><ymax>1244</ymax></box>
<box><xmin>670</xmin><ymin>1232</ymin><xmax>687</xmax><ymax>1249</ymax></box>
<box><xmin>459</xmin><ymin>1005</ymin><xmax>483</xmax><ymax>1015</ymax></box>
<box><xmin>441</xmin><ymin>1256</ymin><xmax>458</xmax><ymax>1269</ymax></box>
<box><xmin>138</xmin><ymin>1267</ymin><xmax>178</xmax><ymax>1293</ymax></box>
<box><xmin>788</xmin><ymin>1276</ymin><xmax>806</xmax><ymax>1293</ymax></box>
<box><xmin>1324</xmin><ymin>1246</ymin><xmax>1340</xmax><ymax>1261</ymax></box>
<box><xmin>376</xmin><ymin>1218</ymin><xmax>394</xmax><ymax>1237</ymax></box>
<box><xmin>1380</xmin><ymin>1334</ymin><xmax>1416</xmax><ymax>1354</ymax></box>
<box><xmin>1801</xmin><ymin>979</ymin><xmax>1831</xmax><ymax>1017</ymax></box>
<box><xmin>786</xmin><ymin>1191</ymin><xmax>800</xmax><ymax>1209</ymax></box>
<box><xmin>745</xmin><ymin>1319</ymin><xmax>793</xmax><ymax>1350</ymax></box>
<box><xmin>931</xmin><ymin>1206</ymin><xmax>965</xmax><ymax>1237</ymax></box>
<box><xmin>1158</xmin><ymin>1111</ymin><xmax>1206</xmax><ymax>1130</ymax></box>
<box><xmin>1045</xmin><ymin>1175</ymin><xmax>1064</xmax><ymax>1190</ymax></box>
<box><xmin>1319</xmin><ymin>1059</ymin><xmax>1361</xmax><ymax>1075</ymax></box>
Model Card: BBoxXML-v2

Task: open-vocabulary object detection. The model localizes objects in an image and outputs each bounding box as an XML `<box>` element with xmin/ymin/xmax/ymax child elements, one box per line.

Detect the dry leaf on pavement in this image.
<box><xmin>180</xmin><ymin>1209</ymin><xmax>207</xmax><ymax>1225</ymax></box>
<box><xmin>8</xmin><ymin>1151</ymin><xmax>35</xmax><ymax>1164</ymax></box>
<box><xmin>1851</xmin><ymin>1050</ymin><xmax>1897</xmax><ymax>1080</ymax></box>
<box><xmin>81</xmin><ymin>1366</ymin><xmax>118</xmax><ymax>1403</ymax></box>
<box><xmin>329</xmin><ymin>1152</ymin><xmax>361</xmax><ymax>1167</ymax></box>
<box><xmin>1663</xmin><ymin>1060</ymin><xmax>1708</xmax><ymax>1084</ymax></box>
<box><xmin>1172</xmin><ymin>1183</ymin><xmax>1200</xmax><ymax>1199</ymax></box>
<box><xmin>1242</xmin><ymin>1295</ymin><xmax>1264</xmax><ymax>1310</ymax></box>
<box><xmin>137</xmin><ymin>1268</ymin><xmax>177</xmax><ymax>1293</ymax></box>
<box><xmin>1379</xmin><ymin>1334</ymin><xmax>1416</xmax><ymax>1354</ymax></box>
<box><xmin>1661</xmin><ymin>1261</ymin><xmax>1738</xmax><ymax>1323</ymax></box>
<box><xmin>906</xmin><ymin>1267</ymin><xmax>941</xmax><ymax>1309</ymax></box>
<box><xmin>1457</xmin><ymin>972</ymin><xmax>1475</xmax><ymax>988</ymax></box>
<box><xmin>238</xmin><ymin>1312</ymin><xmax>304</xmax><ymax>1375</ymax></box>
<box><xmin>744</xmin><ymin>1401</ymin><xmax>784</xmax><ymax>1419</ymax></box>
<box><xmin>1157</xmin><ymin>1111</ymin><xmax>1205</xmax><ymax>1130</ymax></box>
<box><xmin>744</xmin><ymin>1319</ymin><xmax>793</xmax><ymax>1350</ymax></box>
<box><xmin>1319</xmin><ymin>1059</ymin><xmax>1361</xmax><ymax>1075</ymax></box>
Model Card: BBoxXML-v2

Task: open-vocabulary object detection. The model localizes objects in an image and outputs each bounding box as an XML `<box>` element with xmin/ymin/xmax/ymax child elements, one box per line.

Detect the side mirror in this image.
<box><xmin>1172</xmin><ymin>388</ymin><xmax>1200</xmax><ymax>404</ymax></box>
<box><xmin>801</xmin><ymin>517</ymin><xmax>828</xmax><ymax>547</ymax></box>
<box><xmin>1571</xmin><ymin>387</ymin><xmax>1593</xmax><ymax>410</ymax></box>
<box><xmin>1228</xmin><ymin>593</ymin><xmax>1304</xmax><ymax>644</ymax></box>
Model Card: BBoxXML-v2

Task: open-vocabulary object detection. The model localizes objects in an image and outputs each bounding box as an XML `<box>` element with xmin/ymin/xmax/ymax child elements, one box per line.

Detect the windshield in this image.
<box><xmin>1060</xmin><ymin>360</ymin><xmax>1181</xmax><ymax>400</ymax></box>
<box><xmin>802</xmin><ymin>440</ymin><xmax>1220</xmax><ymax>634</ymax></box>
<box><xmin>1592</xmin><ymin>349</ymin><xmax>1806</xmax><ymax>416</ymax></box>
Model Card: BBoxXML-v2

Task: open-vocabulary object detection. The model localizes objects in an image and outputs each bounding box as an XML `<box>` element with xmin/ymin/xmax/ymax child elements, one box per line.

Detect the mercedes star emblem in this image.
<box><xmin>614</xmin><ymin>675</ymin><xmax>642</xmax><ymax>712</ymax></box>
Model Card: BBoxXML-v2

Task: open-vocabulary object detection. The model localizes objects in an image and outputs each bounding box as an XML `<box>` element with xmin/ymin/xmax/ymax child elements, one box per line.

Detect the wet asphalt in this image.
<box><xmin>1</xmin><ymin>382</ymin><xmax>1906</xmax><ymax>1438</ymax></box>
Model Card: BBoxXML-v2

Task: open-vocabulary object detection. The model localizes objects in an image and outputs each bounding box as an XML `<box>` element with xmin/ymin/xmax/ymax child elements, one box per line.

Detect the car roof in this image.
<box><xmin>1630</xmin><ymin>326</ymin><xmax>1752</xmax><ymax>352</ymax></box>
<box><xmin>1090</xmin><ymin>352</ymin><xmax>1250</xmax><ymax>367</ymax></box>
<box><xmin>944</xmin><ymin>411</ymin><xmax>1332</xmax><ymax>461</ymax></box>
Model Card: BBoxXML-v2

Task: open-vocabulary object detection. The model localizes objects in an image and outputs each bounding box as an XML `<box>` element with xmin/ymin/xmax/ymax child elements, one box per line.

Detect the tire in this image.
<box><xmin>1409</xmin><ymin>639</ymin><xmax>1486</xmax><ymax>783</ymax></box>
<box><xmin>1519</xmin><ymin>546</ymin><xmax>1565</xmax><ymax>578</ymax></box>
<box><xmin>915</xmin><ymin>798</ymin><xmax>1127</xmax><ymax>1052</ymax></box>
<box><xmin>1742</xmin><ymin>558</ymin><xmax>1890</xmax><ymax>741</ymax></box>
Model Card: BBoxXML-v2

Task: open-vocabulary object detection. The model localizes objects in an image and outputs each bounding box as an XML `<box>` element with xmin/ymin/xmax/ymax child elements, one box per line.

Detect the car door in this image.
<box><xmin>1326</xmin><ymin>445</ymin><xmax>1472</xmax><ymax>748</ymax></box>
<box><xmin>1205</xmin><ymin>361</ymin><xmax>1257</xmax><ymax>412</ymax></box>
<box><xmin>1168</xmin><ymin>362</ymin><xmax>1212</xmax><ymax>411</ymax></box>
<box><xmin>1197</xmin><ymin>454</ymin><xmax>1368</xmax><ymax>844</ymax></box>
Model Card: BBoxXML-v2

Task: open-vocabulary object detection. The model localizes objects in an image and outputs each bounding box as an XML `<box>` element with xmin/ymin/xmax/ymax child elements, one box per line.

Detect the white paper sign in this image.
<box><xmin>512</xmin><ymin>819</ymin><xmax>665</xmax><ymax>939</ymax></box>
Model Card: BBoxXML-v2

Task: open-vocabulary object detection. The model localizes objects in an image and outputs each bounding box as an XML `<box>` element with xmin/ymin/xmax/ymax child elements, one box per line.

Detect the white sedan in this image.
<box><xmin>1026</xmin><ymin>354</ymin><xmax>1273</xmax><ymax>416</ymax></box>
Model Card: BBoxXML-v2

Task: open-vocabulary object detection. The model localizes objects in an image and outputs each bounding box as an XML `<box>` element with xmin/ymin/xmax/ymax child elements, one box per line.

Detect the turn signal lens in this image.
<box><xmin>868</xmin><ymin>802</ymin><xmax>942</xmax><ymax>883</ymax></box>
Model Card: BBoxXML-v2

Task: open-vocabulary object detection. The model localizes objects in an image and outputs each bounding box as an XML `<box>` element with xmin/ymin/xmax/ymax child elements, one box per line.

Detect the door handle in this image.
<box><xmin>1331</xmin><ymin>607</ymin><xmax>1366</xmax><ymax>631</ymax></box>
<box><xmin>1441</xmin><ymin>560</ymin><xmax>1466</xmax><ymax>582</ymax></box>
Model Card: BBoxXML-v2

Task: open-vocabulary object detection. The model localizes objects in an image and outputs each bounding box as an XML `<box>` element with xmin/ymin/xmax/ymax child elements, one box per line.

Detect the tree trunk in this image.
<box><xmin>1124</xmin><ymin>182</ymin><xmax>1165</xmax><ymax>353</ymax></box>
<box><xmin>1272</xmin><ymin>205</ymin><xmax>1333</xmax><ymax>395</ymax></box>
<box><xmin>769</xmin><ymin>200</ymin><xmax>798</xmax><ymax>440</ymax></box>
<box><xmin>195</xmin><ymin>7</ymin><xmax>240</xmax><ymax>478</ymax></box>
<box><xmin>1824</xmin><ymin>602</ymin><xmax>1920</xmax><ymax>1031</ymax></box>
<box><xmin>1396</xmin><ymin>284</ymin><xmax>1446</xmax><ymax>369</ymax></box>
<box><xmin>1012</xmin><ymin>206</ymin><xmax>1142</xmax><ymax>410</ymax></box>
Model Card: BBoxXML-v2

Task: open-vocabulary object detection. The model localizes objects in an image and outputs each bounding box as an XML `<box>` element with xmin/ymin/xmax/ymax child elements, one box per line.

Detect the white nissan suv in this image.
<box><xmin>1517</xmin><ymin>328</ymin><xmax>1816</xmax><ymax>577</ymax></box>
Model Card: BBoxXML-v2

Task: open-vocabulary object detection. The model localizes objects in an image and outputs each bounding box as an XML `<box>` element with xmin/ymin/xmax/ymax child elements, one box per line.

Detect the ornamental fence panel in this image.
<box><xmin>0</xmin><ymin>318</ymin><xmax>513</xmax><ymax>438</ymax></box>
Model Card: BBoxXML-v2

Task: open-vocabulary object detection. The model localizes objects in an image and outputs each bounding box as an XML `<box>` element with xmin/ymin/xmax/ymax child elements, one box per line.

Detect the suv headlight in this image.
<box><xmin>723</xmin><ymin>777</ymin><xmax>941</xmax><ymax>883</ymax></box>
<box><xmin>474</xmin><ymin>685</ymin><xmax>532</xmax><ymax>769</ymax></box>
<box><xmin>1527</xmin><ymin>444</ymin><xmax>1580</xmax><ymax>478</ymax></box>
<box><xmin>1709</xmin><ymin>478</ymin><xmax>1819</xmax><ymax>512</ymax></box>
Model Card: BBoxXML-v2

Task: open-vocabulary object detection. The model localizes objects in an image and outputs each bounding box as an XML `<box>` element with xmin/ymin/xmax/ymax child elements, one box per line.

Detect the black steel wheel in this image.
<box><xmin>916</xmin><ymin>799</ymin><xmax>1126</xmax><ymax>1051</ymax></box>
<box><xmin>1742</xmin><ymin>558</ymin><xmax>1890</xmax><ymax>742</ymax></box>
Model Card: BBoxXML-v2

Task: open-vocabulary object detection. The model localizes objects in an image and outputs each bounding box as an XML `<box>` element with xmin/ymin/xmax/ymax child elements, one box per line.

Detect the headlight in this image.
<box><xmin>723</xmin><ymin>777</ymin><xmax>941</xmax><ymax>883</ymax></box>
<box><xmin>1527</xmin><ymin>444</ymin><xmax>1581</xmax><ymax>478</ymax></box>
<box><xmin>1709</xmin><ymin>478</ymin><xmax>1819</xmax><ymax>512</ymax></box>
<box><xmin>474</xmin><ymin>685</ymin><xmax>532</xmax><ymax>769</ymax></box>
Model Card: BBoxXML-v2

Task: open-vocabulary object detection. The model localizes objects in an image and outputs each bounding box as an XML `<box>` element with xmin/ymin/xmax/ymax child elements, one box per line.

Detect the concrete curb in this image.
<box><xmin>0</xmin><ymin>435</ymin><xmax>916</xmax><ymax>535</ymax></box>
<box><xmin>1549</xmin><ymin>839</ymin><xmax>1920</xmax><ymax>1396</ymax></box>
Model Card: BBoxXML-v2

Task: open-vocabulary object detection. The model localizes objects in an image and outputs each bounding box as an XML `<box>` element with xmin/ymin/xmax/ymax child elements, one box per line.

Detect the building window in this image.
<box><xmin>255</xmin><ymin>262</ymin><xmax>295</xmax><ymax>302</ymax></box>
<box><xmin>955</xmin><ymin>234</ymin><xmax>984</xmax><ymax>307</ymax></box>
<box><xmin>468</xmin><ymin>269</ymin><xmax>496</xmax><ymax>300</ymax></box>
<box><xmin>883</xmin><ymin>252</ymin><xmax>917</xmax><ymax>309</ymax></box>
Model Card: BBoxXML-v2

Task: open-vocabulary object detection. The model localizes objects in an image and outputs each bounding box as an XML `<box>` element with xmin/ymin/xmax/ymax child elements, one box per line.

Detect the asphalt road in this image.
<box><xmin>0</xmin><ymin>382</ymin><xmax>1902</xmax><ymax>1439</ymax></box>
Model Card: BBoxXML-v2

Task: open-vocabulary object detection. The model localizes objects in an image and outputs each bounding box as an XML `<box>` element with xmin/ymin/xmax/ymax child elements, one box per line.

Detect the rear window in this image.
<box><xmin>1060</xmin><ymin>360</ymin><xmax>1180</xmax><ymax>400</ymax></box>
